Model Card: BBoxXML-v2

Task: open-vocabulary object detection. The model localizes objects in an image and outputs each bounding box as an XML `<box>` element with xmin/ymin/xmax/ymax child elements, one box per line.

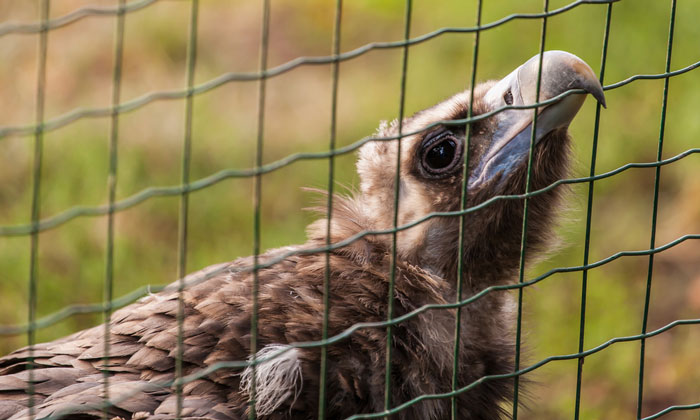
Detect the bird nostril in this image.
<box><xmin>503</xmin><ymin>89</ymin><xmax>513</xmax><ymax>106</ymax></box>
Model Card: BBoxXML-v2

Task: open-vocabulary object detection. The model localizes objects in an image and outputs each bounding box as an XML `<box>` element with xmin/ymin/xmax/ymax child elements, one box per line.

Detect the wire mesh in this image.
<box><xmin>0</xmin><ymin>0</ymin><xmax>698</xmax><ymax>419</ymax></box>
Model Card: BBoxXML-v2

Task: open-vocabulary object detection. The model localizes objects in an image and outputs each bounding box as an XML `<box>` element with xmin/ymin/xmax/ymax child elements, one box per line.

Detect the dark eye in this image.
<box><xmin>426</xmin><ymin>140</ymin><xmax>456</xmax><ymax>169</ymax></box>
<box><xmin>503</xmin><ymin>89</ymin><xmax>513</xmax><ymax>106</ymax></box>
<box><xmin>420</xmin><ymin>131</ymin><xmax>462</xmax><ymax>176</ymax></box>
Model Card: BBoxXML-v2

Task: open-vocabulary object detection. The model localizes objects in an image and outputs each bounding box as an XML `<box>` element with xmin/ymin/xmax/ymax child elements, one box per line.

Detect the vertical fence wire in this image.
<box><xmin>573</xmin><ymin>4</ymin><xmax>613</xmax><ymax>420</ymax></box>
<box><xmin>250</xmin><ymin>0</ymin><xmax>271</xmax><ymax>418</ymax></box>
<box><xmin>451</xmin><ymin>1</ymin><xmax>482</xmax><ymax>418</ymax></box>
<box><xmin>318</xmin><ymin>0</ymin><xmax>343</xmax><ymax>418</ymax></box>
<box><xmin>26</xmin><ymin>1</ymin><xmax>50</xmax><ymax>418</ymax></box>
<box><xmin>102</xmin><ymin>0</ymin><xmax>126</xmax><ymax>417</ymax></box>
<box><xmin>637</xmin><ymin>0</ymin><xmax>677</xmax><ymax>418</ymax></box>
<box><xmin>175</xmin><ymin>0</ymin><xmax>200</xmax><ymax>417</ymax></box>
<box><xmin>384</xmin><ymin>0</ymin><xmax>412</xmax><ymax>415</ymax></box>
<box><xmin>513</xmin><ymin>0</ymin><xmax>549</xmax><ymax>417</ymax></box>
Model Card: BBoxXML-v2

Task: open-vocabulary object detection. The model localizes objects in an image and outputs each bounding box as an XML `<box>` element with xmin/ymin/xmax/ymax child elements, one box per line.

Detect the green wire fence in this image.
<box><xmin>0</xmin><ymin>0</ymin><xmax>698</xmax><ymax>419</ymax></box>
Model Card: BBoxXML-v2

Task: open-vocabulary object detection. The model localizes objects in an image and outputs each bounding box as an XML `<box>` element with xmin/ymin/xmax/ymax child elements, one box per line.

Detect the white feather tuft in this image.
<box><xmin>240</xmin><ymin>344</ymin><xmax>303</xmax><ymax>415</ymax></box>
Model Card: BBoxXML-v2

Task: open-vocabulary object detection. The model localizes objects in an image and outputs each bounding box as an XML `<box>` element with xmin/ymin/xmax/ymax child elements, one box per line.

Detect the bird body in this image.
<box><xmin>0</xmin><ymin>244</ymin><xmax>513</xmax><ymax>420</ymax></box>
<box><xmin>0</xmin><ymin>51</ymin><xmax>605</xmax><ymax>420</ymax></box>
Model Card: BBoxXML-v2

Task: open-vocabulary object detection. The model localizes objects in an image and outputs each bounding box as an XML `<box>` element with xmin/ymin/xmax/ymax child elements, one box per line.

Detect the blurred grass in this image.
<box><xmin>0</xmin><ymin>0</ymin><xmax>699</xmax><ymax>419</ymax></box>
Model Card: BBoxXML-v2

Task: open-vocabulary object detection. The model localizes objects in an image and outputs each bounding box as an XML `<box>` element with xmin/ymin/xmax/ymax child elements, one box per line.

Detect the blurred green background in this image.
<box><xmin>0</xmin><ymin>0</ymin><xmax>698</xmax><ymax>418</ymax></box>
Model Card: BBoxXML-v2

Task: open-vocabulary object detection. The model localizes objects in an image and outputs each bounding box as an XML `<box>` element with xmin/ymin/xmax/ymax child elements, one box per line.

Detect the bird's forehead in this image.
<box><xmin>383</xmin><ymin>91</ymin><xmax>471</xmax><ymax>164</ymax></box>
<box><xmin>405</xmin><ymin>90</ymin><xmax>471</xmax><ymax>132</ymax></box>
<box><xmin>360</xmin><ymin>83</ymin><xmax>495</xmax><ymax>174</ymax></box>
<box><xmin>400</xmin><ymin>82</ymin><xmax>496</xmax><ymax>141</ymax></box>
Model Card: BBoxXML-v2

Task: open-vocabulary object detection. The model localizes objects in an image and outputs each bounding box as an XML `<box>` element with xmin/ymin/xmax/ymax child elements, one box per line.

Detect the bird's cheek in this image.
<box><xmin>396</xmin><ymin>225</ymin><xmax>429</xmax><ymax>260</ymax></box>
<box><xmin>397</xmin><ymin>186</ymin><xmax>433</xmax><ymax>225</ymax></box>
<box><xmin>394</xmin><ymin>188</ymin><xmax>433</xmax><ymax>257</ymax></box>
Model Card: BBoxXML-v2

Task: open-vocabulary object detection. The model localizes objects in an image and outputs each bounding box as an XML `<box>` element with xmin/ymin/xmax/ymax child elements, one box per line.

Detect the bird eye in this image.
<box><xmin>426</xmin><ymin>140</ymin><xmax>456</xmax><ymax>169</ymax></box>
<box><xmin>420</xmin><ymin>131</ymin><xmax>462</xmax><ymax>176</ymax></box>
<box><xmin>503</xmin><ymin>89</ymin><xmax>513</xmax><ymax>106</ymax></box>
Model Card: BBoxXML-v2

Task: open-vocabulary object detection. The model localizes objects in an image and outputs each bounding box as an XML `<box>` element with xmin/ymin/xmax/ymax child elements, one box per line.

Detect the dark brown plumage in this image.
<box><xmin>0</xmin><ymin>51</ymin><xmax>605</xmax><ymax>420</ymax></box>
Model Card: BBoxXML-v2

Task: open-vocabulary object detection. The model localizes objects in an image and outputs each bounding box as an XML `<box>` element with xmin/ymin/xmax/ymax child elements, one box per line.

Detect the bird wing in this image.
<box><xmin>0</xmin><ymin>262</ymin><xmax>241</xmax><ymax>420</ymax></box>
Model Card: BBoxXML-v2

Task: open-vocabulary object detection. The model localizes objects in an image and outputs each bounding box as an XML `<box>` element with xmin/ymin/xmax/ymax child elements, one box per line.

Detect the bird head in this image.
<box><xmin>351</xmin><ymin>51</ymin><xmax>605</xmax><ymax>286</ymax></box>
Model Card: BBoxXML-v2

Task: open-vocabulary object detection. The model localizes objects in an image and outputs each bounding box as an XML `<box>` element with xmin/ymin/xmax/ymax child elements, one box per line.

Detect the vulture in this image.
<box><xmin>0</xmin><ymin>51</ymin><xmax>605</xmax><ymax>420</ymax></box>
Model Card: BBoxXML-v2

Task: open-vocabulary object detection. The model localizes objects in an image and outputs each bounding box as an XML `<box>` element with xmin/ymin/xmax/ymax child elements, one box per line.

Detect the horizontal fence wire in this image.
<box><xmin>8</xmin><ymin>231</ymin><xmax>700</xmax><ymax>420</ymax></box>
<box><xmin>0</xmin><ymin>0</ymin><xmax>613</xmax><ymax>38</ymax></box>
<box><xmin>0</xmin><ymin>0</ymin><xmax>156</xmax><ymax>37</ymax></box>
<box><xmin>1</xmin><ymin>0</ymin><xmax>699</xmax><ymax>419</ymax></box>
<box><xmin>1</xmin><ymin>68</ymin><xmax>699</xmax><ymax>236</ymax></box>
<box><xmin>32</xmin><ymin>316</ymin><xmax>700</xmax><ymax>420</ymax></box>
<box><xmin>0</xmin><ymin>150</ymin><xmax>698</xmax><ymax>335</ymax></box>
<box><xmin>3</xmin><ymin>231</ymin><xmax>698</xmax><ymax>345</ymax></box>
<box><xmin>0</xmin><ymin>56</ymin><xmax>697</xmax><ymax>142</ymax></box>
<box><xmin>642</xmin><ymin>402</ymin><xmax>700</xmax><ymax>420</ymax></box>
<box><xmin>0</xmin><ymin>144</ymin><xmax>697</xmax><ymax>240</ymax></box>
<box><xmin>0</xmin><ymin>106</ymin><xmax>698</xmax><ymax>238</ymax></box>
<box><xmin>0</xmin><ymin>0</ymin><xmax>618</xmax><ymax>140</ymax></box>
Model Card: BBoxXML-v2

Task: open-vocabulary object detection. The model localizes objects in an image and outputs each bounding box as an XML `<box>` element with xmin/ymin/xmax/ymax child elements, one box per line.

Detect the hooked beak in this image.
<box><xmin>467</xmin><ymin>50</ymin><xmax>606</xmax><ymax>189</ymax></box>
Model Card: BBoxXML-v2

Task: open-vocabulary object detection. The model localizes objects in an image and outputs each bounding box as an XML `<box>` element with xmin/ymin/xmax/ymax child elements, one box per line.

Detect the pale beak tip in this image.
<box><xmin>593</xmin><ymin>88</ymin><xmax>607</xmax><ymax>109</ymax></box>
